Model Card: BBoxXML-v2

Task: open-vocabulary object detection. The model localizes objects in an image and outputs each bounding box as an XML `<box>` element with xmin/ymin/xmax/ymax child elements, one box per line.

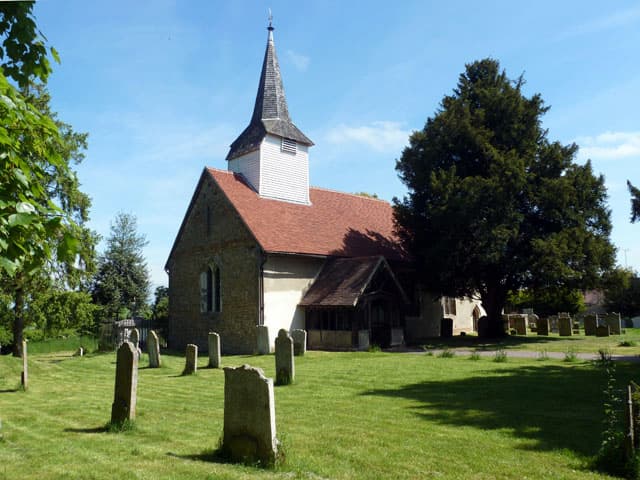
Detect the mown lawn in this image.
<box><xmin>422</xmin><ymin>327</ymin><xmax>640</xmax><ymax>356</ymax></box>
<box><xmin>0</xmin><ymin>346</ymin><xmax>636</xmax><ymax>479</ymax></box>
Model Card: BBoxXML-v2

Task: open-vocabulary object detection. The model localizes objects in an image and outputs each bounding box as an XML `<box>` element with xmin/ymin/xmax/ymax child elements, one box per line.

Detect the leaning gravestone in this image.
<box><xmin>147</xmin><ymin>330</ymin><xmax>161</xmax><ymax>368</ymax></box>
<box><xmin>584</xmin><ymin>315</ymin><xmax>597</xmax><ymax>336</ymax></box>
<box><xmin>596</xmin><ymin>325</ymin><xmax>610</xmax><ymax>337</ymax></box>
<box><xmin>536</xmin><ymin>317</ymin><xmax>549</xmax><ymax>336</ymax></box>
<box><xmin>183</xmin><ymin>344</ymin><xmax>198</xmax><ymax>375</ymax></box>
<box><xmin>275</xmin><ymin>329</ymin><xmax>294</xmax><ymax>386</ymax></box>
<box><xmin>558</xmin><ymin>316</ymin><xmax>573</xmax><ymax>336</ymax></box>
<box><xmin>208</xmin><ymin>332</ymin><xmax>221</xmax><ymax>368</ymax></box>
<box><xmin>291</xmin><ymin>329</ymin><xmax>306</xmax><ymax>356</ymax></box>
<box><xmin>256</xmin><ymin>325</ymin><xmax>270</xmax><ymax>355</ymax></box>
<box><xmin>605</xmin><ymin>313</ymin><xmax>622</xmax><ymax>335</ymax></box>
<box><xmin>21</xmin><ymin>340</ymin><xmax>28</xmax><ymax>391</ymax></box>
<box><xmin>222</xmin><ymin>365</ymin><xmax>278</xmax><ymax>466</ymax></box>
<box><xmin>513</xmin><ymin>315</ymin><xmax>527</xmax><ymax>335</ymax></box>
<box><xmin>111</xmin><ymin>341</ymin><xmax>138</xmax><ymax>424</ymax></box>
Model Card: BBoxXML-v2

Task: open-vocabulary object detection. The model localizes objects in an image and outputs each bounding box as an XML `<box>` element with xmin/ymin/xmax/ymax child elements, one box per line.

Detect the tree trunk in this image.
<box><xmin>479</xmin><ymin>285</ymin><xmax>507</xmax><ymax>338</ymax></box>
<box><xmin>12</xmin><ymin>285</ymin><xmax>25</xmax><ymax>357</ymax></box>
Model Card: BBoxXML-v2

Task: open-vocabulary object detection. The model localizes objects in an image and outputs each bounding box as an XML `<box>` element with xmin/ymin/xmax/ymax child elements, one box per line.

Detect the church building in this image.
<box><xmin>165</xmin><ymin>21</ymin><xmax>484</xmax><ymax>353</ymax></box>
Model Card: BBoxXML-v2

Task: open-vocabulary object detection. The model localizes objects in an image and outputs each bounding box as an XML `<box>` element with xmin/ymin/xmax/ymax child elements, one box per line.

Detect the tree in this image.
<box><xmin>602</xmin><ymin>267</ymin><xmax>640</xmax><ymax>318</ymax></box>
<box><xmin>92</xmin><ymin>213</ymin><xmax>150</xmax><ymax>320</ymax></box>
<box><xmin>1</xmin><ymin>3</ymin><xmax>95</xmax><ymax>355</ymax></box>
<box><xmin>628</xmin><ymin>181</ymin><xmax>640</xmax><ymax>223</ymax></box>
<box><xmin>394</xmin><ymin>58</ymin><xmax>615</xmax><ymax>337</ymax></box>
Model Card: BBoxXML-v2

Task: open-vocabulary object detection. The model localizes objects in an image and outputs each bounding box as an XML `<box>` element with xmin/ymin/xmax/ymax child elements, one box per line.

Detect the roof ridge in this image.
<box><xmin>309</xmin><ymin>185</ymin><xmax>391</xmax><ymax>204</ymax></box>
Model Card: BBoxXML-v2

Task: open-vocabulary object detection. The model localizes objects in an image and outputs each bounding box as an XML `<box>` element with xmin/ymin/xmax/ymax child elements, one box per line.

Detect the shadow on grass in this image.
<box><xmin>415</xmin><ymin>335</ymin><xmax>605</xmax><ymax>351</ymax></box>
<box><xmin>362</xmin><ymin>362</ymin><xmax>638</xmax><ymax>457</ymax></box>
<box><xmin>64</xmin><ymin>426</ymin><xmax>108</xmax><ymax>434</ymax></box>
<box><xmin>167</xmin><ymin>449</ymin><xmax>223</xmax><ymax>463</ymax></box>
<box><xmin>0</xmin><ymin>387</ymin><xmax>19</xmax><ymax>393</ymax></box>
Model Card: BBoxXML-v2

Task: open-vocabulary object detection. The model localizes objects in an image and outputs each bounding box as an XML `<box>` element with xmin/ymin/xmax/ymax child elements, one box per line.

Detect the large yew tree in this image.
<box><xmin>394</xmin><ymin>58</ymin><xmax>615</xmax><ymax>337</ymax></box>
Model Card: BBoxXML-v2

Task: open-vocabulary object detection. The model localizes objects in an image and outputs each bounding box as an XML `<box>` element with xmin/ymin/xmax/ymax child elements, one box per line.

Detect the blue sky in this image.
<box><xmin>33</xmin><ymin>0</ymin><xmax>640</xmax><ymax>290</ymax></box>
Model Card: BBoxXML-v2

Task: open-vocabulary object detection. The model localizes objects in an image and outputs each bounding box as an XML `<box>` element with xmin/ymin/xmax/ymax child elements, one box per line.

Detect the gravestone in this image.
<box><xmin>256</xmin><ymin>325</ymin><xmax>270</xmax><ymax>355</ymax></box>
<box><xmin>73</xmin><ymin>347</ymin><xmax>84</xmax><ymax>357</ymax></box>
<box><xmin>110</xmin><ymin>342</ymin><xmax>138</xmax><ymax>424</ymax></box>
<box><xmin>440</xmin><ymin>318</ymin><xmax>453</xmax><ymax>338</ymax></box>
<box><xmin>558</xmin><ymin>316</ymin><xmax>573</xmax><ymax>336</ymax></box>
<box><xmin>584</xmin><ymin>315</ymin><xmax>597</xmax><ymax>336</ymax></box>
<box><xmin>291</xmin><ymin>329</ymin><xmax>306</xmax><ymax>356</ymax></box>
<box><xmin>21</xmin><ymin>340</ymin><xmax>28</xmax><ymax>391</ymax></box>
<box><xmin>536</xmin><ymin>317</ymin><xmax>549</xmax><ymax>336</ymax></box>
<box><xmin>222</xmin><ymin>365</ymin><xmax>278</xmax><ymax>465</ymax></box>
<box><xmin>596</xmin><ymin>325</ymin><xmax>610</xmax><ymax>337</ymax></box>
<box><xmin>147</xmin><ymin>330</ymin><xmax>161</xmax><ymax>368</ymax></box>
<box><xmin>513</xmin><ymin>315</ymin><xmax>527</xmax><ymax>335</ymax></box>
<box><xmin>605</xmin><ymin>313</ymin><xmax>622</xmax><ymax>335</ymax></box>
<box><xmin>129</xmin><ymin>328</ymin><xmax>142</xmax><ymax>358</ymax></box>
<box><xmin>208</xmin><ymin>332</ymin><xmax>221</xmax><ymax>368</ymax></box>
<box><xmin>358</xmin><ymin>330</ymin><xmax>370</xmax><ymax>350</ymax></box>
<box><xmin>275</xmin><ymin>329</ymin><xmax>294</xmax><ymax>386</ymax></box>
<box><xmin>183</xmin><ymin>344</ymin><xmax>198</xmax><ymax>375</ymax></box>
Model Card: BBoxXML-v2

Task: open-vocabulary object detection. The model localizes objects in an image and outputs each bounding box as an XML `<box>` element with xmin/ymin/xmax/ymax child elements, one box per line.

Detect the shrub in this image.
<box><xmin>493</xmin><ymin>350</ymin><xmax>507</xmax><ymax>363</ymax></box>
<box><xmin>537</xmin><ymin>350</ymin><xmax>549</xmax><ymax>361</ymax></box>
<box><xmin>469</xmin><ymin>351</ymin><xmax>481</xmax><ymax>361</ymax></box>
<box><xmin>438</xmin><ymin>348</ymin><xmax>455</xmax><ymax>358</ymax></box>
<box><xmin>563</xmin><ymin>348</ymin><xmax>578</xmax><ymax>363</ymax></box>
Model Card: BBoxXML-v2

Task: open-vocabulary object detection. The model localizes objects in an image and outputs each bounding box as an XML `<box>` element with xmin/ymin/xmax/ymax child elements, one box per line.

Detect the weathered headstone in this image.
<box><xmin>183</xmin><ymin>344</ymin><xmax>198</xmax><ymax>375</ymax></box>
<box><xmin>21</xmin><ymin>340</ymin><xmax>28</xmax><ymax>391</ymax></box>
<box><xmin>73</xmin><ymin>347</ymin><xmax>84</xmax><ymax>357</ymax></box>
<box><xmin>358</xmin><ymin>330</ymin><xmax>370</xmax><ymax>350</ymax></box>
<box><xmin>596</xmin><ymin>325</ymin><xmax>610</xmax><ymax>337</ymax></box>
<box><xmin>558</xmin><ymin>316</ymin><xmax>573</xmax><ymax>336</ymax></box>
<box><xmin>584</xmin><ymin>315</ymin><xmax>597</xmax><ymax>336</ymax></box>
<box><xmin>275</xmin><ymin>329</ymin><xmax>294</xmax><ymax>386</ymax></box>
<box><xmin>129</xmin><ymin>328</ymin><xmax>142</xmax><ymax>357</ymax></box>
<box><xmin>222</xmin><ymin>365</ymin><xmax>278</xmax><ymax>466</ymax></box>
<box><xmin>605</xmin><ymin>313</ymin><xmax>622</xmax><ymax>335</ymax></box>
<box><xmin>290</xmin><ymin>329</ymin><xmax>306</xmax><ymax>356</ymax></box>
<box><xmin>440</xmin><ymin>318</ymin><xmax>453</xmax><ymax>338</ymax></box>
<box><xmin>208</xmin><ymin>332</ymin><xmax>221</xmax><ymax>368</ymax></box>
<box><xmin>536</xmin><ymin>317</ymin><xmax>549</xmax><ymax>336</ymax></box>
<box><xmin>110</xmin><ymin>341</ymin><xmax>138</xmax><ymax>424</ymax></box>
<box><xmin>147</xmin><ymin>330</ymin><xmax>161</xmax><ymax>368</ymax></box>
<box><xmin>256</xmin><ymin>325</ymin><xmax>270</xmax><ymax>355</ymax></box>
<box><xmin>513</xmin><ymin>315</ymin><xmax>527</xmax><ymax>335</ymax></box>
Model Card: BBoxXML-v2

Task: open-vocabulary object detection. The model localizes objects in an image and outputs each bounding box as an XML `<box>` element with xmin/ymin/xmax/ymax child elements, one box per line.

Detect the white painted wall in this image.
<box><xmin>259</xmin><ymin>134</ymin><xmax>310</xmax><ymax>204</ymax></box>
<box><xmin>228</xmin><ymin>149</ymin><xmax>261</xmax><ymax>192</ymax></box>
<box><xmin>262</xmin><ymin>254</ymin><xmax>324</xmax><ymax>348</ymax></box>
<box><xmin>449</xmin><ymin>297</ymin><xmax>486</xmax><ymax>333</ymax></box>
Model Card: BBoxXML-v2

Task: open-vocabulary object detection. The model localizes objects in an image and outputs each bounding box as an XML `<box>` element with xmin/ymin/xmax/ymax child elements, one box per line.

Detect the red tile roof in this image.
<box><xmin>207</xmin><ymin>168</ymin><xmax>405</xmax><ymax>259</ymax></box>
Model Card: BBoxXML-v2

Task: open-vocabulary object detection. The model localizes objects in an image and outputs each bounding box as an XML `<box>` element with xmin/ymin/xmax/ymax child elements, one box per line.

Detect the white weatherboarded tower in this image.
<box><xmin>226</xmin><ymin>20</ymin><xmax>313</xmax><ymax>205</ymax></box>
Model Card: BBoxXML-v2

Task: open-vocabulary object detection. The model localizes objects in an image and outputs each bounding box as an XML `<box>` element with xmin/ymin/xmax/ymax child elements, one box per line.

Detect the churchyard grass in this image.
<box><xmin>423</xmin><ymin>327</ymin><xmax>640</xmax><ymax>356</ymax></box>
<box><xmin>0</xmin><ymin>346</ymin><xmax>635</xmax><ymax>479</ymax></box>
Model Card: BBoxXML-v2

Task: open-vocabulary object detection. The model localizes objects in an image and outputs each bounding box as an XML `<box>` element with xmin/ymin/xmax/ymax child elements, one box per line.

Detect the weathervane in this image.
<box><xmin>268</xmin><ymin>8</ymin><xmax>274</xmax><ymax>31</ymax></box>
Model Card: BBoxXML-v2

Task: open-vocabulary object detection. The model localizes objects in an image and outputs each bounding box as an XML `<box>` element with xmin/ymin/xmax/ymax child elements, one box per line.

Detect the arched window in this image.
<box><xmin>200</xmin><ymin>264</ymin><xmax>221</xmax><ymax>313</ymax></box>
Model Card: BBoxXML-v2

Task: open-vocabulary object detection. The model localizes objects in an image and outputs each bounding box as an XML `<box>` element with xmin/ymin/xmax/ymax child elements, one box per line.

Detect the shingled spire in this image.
<box><xmin>226</xmin><ymin>18</ymin><xmax>313</xmax><ymax>205</ymax></box>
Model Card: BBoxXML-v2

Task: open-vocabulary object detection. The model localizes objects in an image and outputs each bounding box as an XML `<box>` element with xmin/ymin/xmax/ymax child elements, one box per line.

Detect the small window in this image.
<box><xmin>444</xmin><ymin>297</ymin><xmax>457</xmax><ymax>315</ymax></box>
<box><xmin>200</xmin><ymin>264</ymin><xmax>221</xmax><ymax>313</ymax></box>
<box><xmin>281</xmin><ymin>137</ymin><xmax>297</xmax><ymax>154</ymax></box>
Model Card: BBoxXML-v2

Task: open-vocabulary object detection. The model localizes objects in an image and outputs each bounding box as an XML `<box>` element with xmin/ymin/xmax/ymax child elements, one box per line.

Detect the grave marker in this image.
<box><xmin>275</xmin><ymin>329</ymin><xmax>294</xmax><ymax>386</ymax></box>
<box><xmin>148</xmin><ymin>330</ymin><xmax>161</xmax><ymax>368</ymax></box>
<box><xmin>256</xmin><ymin>325</ymin><xmax>270</xmax><ymax>355</ymax></box>
<box><xmin>605</xmin><ymin>313</ymin><xmax>622</xmax><ymax>335</ymax></box>
<box><xmin>208</xmin><ymin>332</ymin><xmax>221</xmax><ymax>368</ymax></box>
<box><xmin>584</xmin><ymin>315</ymin><xmax>597</xmax><ymax>336</ymax></box>
<box><xmin>222</xmin><ymin>365</ymin><xmax>278</xmax><ymax>466</ymax></box>
<box><xmin>183</xmin><ymin>344</ymin><xmax>198</xmax><ymax>375</ymax></box>
<box><xmin>513</xmin><ymin>315</ymin><xmax>527</xmax><ymax>335</ymax></box>
<box><xmin>110</xmin><ymin>342</ymin><xmax>138</xmax><ymax>424</ymax></box>
<box><xmin>558</xmin><ymin>316</ymin><xmax>573</xmax><ymax>336</ymax></box>
<box><xmin>291</xmin><ymin>329</ymin><xmax>306</xmax><ymax>356</ymax></box>
<box><xmin>130</xmin><ymin>328</ymin><xmax>142</xmax><ymax>357</ymax></box>
<box><xmin>21</xmin><ymin>340</ymin><xmax>28</xmax><ymax>391</ymax></box>
<box><xmin>536</xmin><ymin>317</ymin><xmax>549</xmax><ymax>336</ymax></box>
<box><xmin>596</xmin><ymin>325</ymin><xmax>610</xmax><ymax>337</ymax></box>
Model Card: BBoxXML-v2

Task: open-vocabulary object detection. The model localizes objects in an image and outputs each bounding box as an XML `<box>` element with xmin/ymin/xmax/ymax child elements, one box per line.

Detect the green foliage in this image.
<box><xmin>628</xmin><ymin>181</ymin><xmax>640</xmax><ymax>223</ymax></box>
<box><xmin>92</xmin><ymin>213</ymin><xmax>150</xmax><ymax>320</ymax></box>
<box><xmin>493</xmin><ymin>349</ymin><xmax>508</xmax><ymax>362</ymax></box>
<box><xmin>25</xmin><ymin>290</ymin><xmax>97</xmax><ymax>337</ymax></box>
<box><xmin>507</xmin><ymin>287</ymin><xmax>585</xmax><ymax>316</ymax></box>
<box><xmin>437</xmin><ymin>348</ymin><xmax>455</xmax><ymax>358</ymax></box>
<box><xmin>469</xmin><ymin>351</ymin><xmax>481</xmax><ymax>360</ymax></box>
<box><xmin>563</xmin><ymin>348</ymin><xmax>577</xmax><ymax>363</ymax></box>
<box><xmin>394</xmin><ymin>58</ymin><xmax>614</xmax><ymax>337</ymax></box>
<box><xmin>537</xmin><ymin>350</ymin><xmax>549</xmax><ymax>361</ymax></box>
<box><xmin>353</xmin><ymin>191</ymin><xmax>379</xmax><ymax>199</ymax></box>
<box><xmin>603</xmin><ymin>267</ymin><xmax>640</xmax><ymax>318</ymax></box>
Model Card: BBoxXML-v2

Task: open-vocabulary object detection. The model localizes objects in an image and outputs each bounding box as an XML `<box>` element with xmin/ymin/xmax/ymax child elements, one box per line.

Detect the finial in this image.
<box><xmin>267</xmin><ymin>8</ymin><xmax>274</xmax><ymax>31</ymax></box>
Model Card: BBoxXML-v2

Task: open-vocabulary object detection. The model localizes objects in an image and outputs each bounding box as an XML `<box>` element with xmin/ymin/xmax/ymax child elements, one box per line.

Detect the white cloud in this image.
<box><xmin>559</xmin><ymin>6</ymin><xmax>640</xmax><ymax>39</ymax></box>
<box><xmin>286</xmin><ymin>49</ymin><xmax>310</xmax><ymax>71</ymax></box>
<box><xmin>575</xmin><ymin>131</ymin><xmax>640</xmax><ymax>161</ymax></box>
<box><xmin>326</xmin><ymin>121</ymin><xmax>410</xmax><ymax>153</ymax></box>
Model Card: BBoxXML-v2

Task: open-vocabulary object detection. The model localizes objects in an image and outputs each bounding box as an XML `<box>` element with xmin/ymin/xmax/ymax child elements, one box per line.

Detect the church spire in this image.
<box><xmin>226</xmin><ymin>17</ymin><xmax>313</xmax><ymax>161</ymax></box>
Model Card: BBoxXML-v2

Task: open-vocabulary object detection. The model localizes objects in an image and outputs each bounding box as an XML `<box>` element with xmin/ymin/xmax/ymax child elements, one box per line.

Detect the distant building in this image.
<box><xmin>165</xmin><ymin>21</ymin><xmax>483</xmax><ymax>353</ymax></box>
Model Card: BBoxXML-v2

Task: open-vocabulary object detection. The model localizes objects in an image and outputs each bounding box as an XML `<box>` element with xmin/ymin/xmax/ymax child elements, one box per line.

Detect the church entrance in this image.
<box><xmin>370</xmin><ymin>299</ymin><xmax>391</xmax><ymax>348</ymax></box>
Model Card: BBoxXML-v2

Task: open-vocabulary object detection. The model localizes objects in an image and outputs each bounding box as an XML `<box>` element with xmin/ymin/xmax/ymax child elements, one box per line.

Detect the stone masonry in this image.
<box><xmin>111</xmin><ymin>342</ymin><xmax>138</xmax><ymax>424</ymax></box>
<box><xmin>275</xmin><ymin>329</ymin><xmax>294</xmax><ymax>385</ymax></box>
<box><xmin>208</xmin><ymin>332</ymin><xmax>221</xmax><ymax>368</ymax></box>
<box><xmin>291</xmin><ymin>329</ymin><xmax>306</xmax><ymax>356</ymax></box>
<box><xmin>167</xmin><ymin>174</ymin><xmax>260</xmax><ymax>354</ymax></box>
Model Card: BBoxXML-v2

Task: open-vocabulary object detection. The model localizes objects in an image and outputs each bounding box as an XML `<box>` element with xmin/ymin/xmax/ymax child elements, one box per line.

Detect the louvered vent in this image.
<box><xmin>281</xmin><ymin>137</ymin><xmax>297</xmax><ymax>154</ymax></box>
